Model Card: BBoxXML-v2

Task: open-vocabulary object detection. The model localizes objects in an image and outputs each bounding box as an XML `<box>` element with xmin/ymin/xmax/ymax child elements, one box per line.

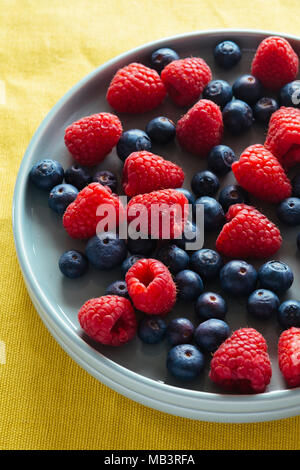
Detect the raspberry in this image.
<box><xmin>106</xmin><ymin>62</ymin><xmax>166</xmax><ymax>113</ymax></box>
<box><xmin>176</xmin><ymin>99</ymin><xmax>223</xmax><ymax>157</ymax></box>
<box><xmin>78</xmin><ymin>295</ymin><xmax>137</xmax><ymax>346</ymax></box>
<box><xmin>64</xmin><ymin>113</ymin><xmax>122</xmax><ymax>167</ymax></box>
<box><xmin>209</xmin><ymin>328</ymin><xmax>272</xmax><ymax>393</ymax></box>
<box><xmin>63</xmin><ymin>182</ymin><xmax>125</xmax><ymax>239</ymax></box>
<box><xmin>251</xmin><ymin>36</ymin><xmax>299</xmax><ymax>90</ymax></box>
<box><xmin>122</xmin><ymin>151</ymin><xmax>184</xmax><ymax>197</ymax></box>
<box><xmin>127</xmin><ymin>189</ymin><xmax>188</xmax><ymax>239</ymax></box>
<box><xmin>278</xmin><ymin>327</ymin><xmax>300</xmax><ymax>387</ymax></box>
<box><xmin>125</xmin><ymin>258</ymin><xmax>176</xmax><ymax>315</ymax></box>
<box><xmin>232</xmin><ymin>144</ymin><xmax>292</xmax><ymax>203</ymax></box>
<box><xmin>161</xmin><ymin>57</ymin><xmax>212</xmax><ymax>106</ymax></box>
<box><xmin>265</xmin><ymin>107</ymin><xmax>300</xmax><ymax>168</ymax></box>
<box><xmin>216</xmin><ymin>204</ymin><xmax>282</xmax><ymax>259</ymax></box>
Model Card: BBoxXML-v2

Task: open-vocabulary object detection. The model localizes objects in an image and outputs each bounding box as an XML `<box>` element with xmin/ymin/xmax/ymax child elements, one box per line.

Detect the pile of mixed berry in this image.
<box><xmin>29</xmin><ymin>36</ymin><xmax>300</xmax><ymax>393</ymax></box>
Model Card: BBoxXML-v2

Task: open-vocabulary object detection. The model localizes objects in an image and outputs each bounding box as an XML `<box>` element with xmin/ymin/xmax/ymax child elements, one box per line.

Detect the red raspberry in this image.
<box><xmin>251</xmin><ymin>36</ymin><xmax>299</xmax><ymax>90</ymax></box>
<box><xmin>122</xmin><ymin>151</ymin><xmax>184</xmax><ymax>197</ymax></box>
<box><xmin>106</xmin><ymin>62</ymin><xmax>166</xmax><ymax>113</ymax></box>
<box><xmin>265</xmin><ymin>107</ymin><xmax>300</xmax><ymax>168</ymax></box>
<box><xmin>232</xmin><ymin>144</ymin><xmax>292</xmax><ymax>203</ymax></box>
<box><xmin>161</xmin><ymin>57</ymin><xmax>212</xmax><ymax>107</ymax></box>
<box><xmin>78</xmin><ymin>295</ymin><xmax>137</xmax><ymax>346</ymax></box>
<box><xmin>209</xmin><ymin>328</ymin><xmax>272</xmax><ymax>393</ymax></box>
<box><xmin>216</xmin><ymin>204</ymin><xmax>282</xmax><ymax>259</ymax></box>
<box><xmin>176</xmin><ymin>99</ymin><xmax>223</xmax><ymax>157</ymax></box>
<box><xmin>278</xmin><ymin>327</ymin><xmax>300</xmax><ymax>388</ymax></box>
<box><xmin>126</xmin><ymin>258</ymin><xmax>176</xmax><ymax>315</ymax></box>
<box><xmin>127</xmin><ymin>189</ymin><xmax>188</xmax><ymax>239</ymax></box>
<box><xmin>64</xmin><ymin>113</ymin><xmax>122</xmax><ymax>166</ymax></box>
<box><xmin>63</xmin><ymin>182</ymin><xmax>125</xmax><ymax>239</ymax></box>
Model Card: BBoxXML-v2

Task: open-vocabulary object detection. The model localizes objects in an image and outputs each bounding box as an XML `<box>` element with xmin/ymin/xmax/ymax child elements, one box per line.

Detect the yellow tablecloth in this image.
<box><xmin>1</xmin><ymin>0</ymin><xmax>300</xmax><ymax>450</ymax></box>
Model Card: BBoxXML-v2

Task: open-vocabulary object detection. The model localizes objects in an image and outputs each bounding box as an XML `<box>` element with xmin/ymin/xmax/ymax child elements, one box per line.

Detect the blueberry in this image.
<box><xmin>117</xmin><ymin>129</ymin><xmax>151</xmax><ymax>161</ymax></box>
<box><xmin>121</xmin><ymin>255</ymin><xmax>143</xmax><ymax>276</ymax></box>
<box><xmin>59</xmin><ymin>250</ymin><xmax>88</xmax><ymax>279</ymax></box>
<box><xmin>167</xmin><ymin>344</ymin><xmax>204</xmax><ymax>381</ymax></box>
<box><xmin>48</xmin><ymin>183</ymin><xmax>78</xmax><ymax>215</ymax></box>
<box><xmin>258</xmin><ymin>261</ymin><xmax>294</xmax><ymax>294</ymax></box>
<box><xmin>195</xmin><ymin>292</ymin><xmax>227</xmax><ymax>321</ymax></box>
<box><xmin>174</xmin><ymin>188</ymin><xmax>195</xmax><ymax>205</ymax></box>
<box><xmin>247</xmin><ymin>289</ymin><xmax>280</xmax><ymax>319</ymax></box>
<box><xmin>138</xmin><ymin>316</ymin><xmax>167</xmax><ymax>344</ymax></box>
<box><xmin>220</xmin><ymin>260</ymin><xmax>257</xmax><ymax>296</ymax></box>
<box><xmin>232</xmin><ymin>74</ymin><xmax>263</xmax><ymax>105</ymax></box>
<box><xmin>85</xmin><ymin>232</ymin><xmax>127</xmax><ymax>270</ymax></box>
<box><xmin>214</xmin><ymin>40</ymin><xmax>241</xmax><ymax>69</ymax></box>
<box><xmin>191</xmin><ymin>171</ymin><xmax>220</xmax><ymax>198</ymax></box>
<box><xmin>218</xmin><ymin>184</ymin><xmax>248</xmax><ymax>212</ymax></box>
<box><xmin>297</xmin><ymin>232</ymin><xmax>300</xmax><ymax>251</ymax></box>
<box><xmin>194</xmin><ymin>319</ymin><xmax>230</xmax><ymax>352</ymax></box>
<box><xmin>277</xmin><ymin>300</ymin><xmax>300</xmax><ymax>328</ymax></box>
<box><xmin>202</xmin><ymin>80</ymin><xmax>233</xmax><ymax>109</ymax></box>
<box><xmin>254</xmin><ymin>97</ymin><xmax>279</xmax><ymax>123</ymax></box>
<box><xmin>193</xmin><ymin>196</ymin><xmax>225</xmax><ymax>231</ymax></box>
<box><xmin>145</xmin><ymin>117</ymin><xmax>176</xmax><ymax>145</ymax></box>
<box><xmin>223</xmin><ymin>99</ymin><xmax>254</xmax><ymax>134</ymax></box>
<box><xmin>150</xmin><ymin>47</ymin><xmax>179</xmax><ymax>73</ymax></box>
<box><xmin>207</xmin><ymin>145</ymin><xmax>237</xmax><ymax>175</ymax></box>
<box><xmin>292</xmin><ymin>175</ymin><xmax>300</xmax><ymax>198</ymax></box>
<box><xmin>157</xmin><ymin>244</ymin><xmax>189</xmax><ymax>274</ymax></box>
<box><xmin>127</xmin><ymin>237</ymin><xmax>157</xmax><ymax>255</ymax></box>
<box><xmin>174</xmin><ymin>220</ymin><xmax>201</xmax><ymax>252</ymax></box>
<box><xmin>175</xmin><ymin>270</ymin><xmax>204</xmax><ymax>301</ymax></box>
<box><xmin>277</xmin><ymin>197</ymin><xmax>300</xmax><ymax>226</ymax></box>
<box><xmin>30</xmin><ymin>159</ymin><xmax>64</xmax><ymax>190</ymax></box>
<box><xmin>166</xmin><ymin>318</ymin><xmax>195</xmax><ymax>346</ymax></box>
<box><xmin>64</xmin><ymin>164</ymin><xmax>92</xmax><ymax>190</ymax></box>
<box><xmin>279</xmin><ymin>80</ymin><xmax>300</xmax><ymax>108</ymax></box>
<box><xmin>93</xmin><ymin>170</ymin><xmax>118</xmax><ymax>193</ymax></box>
<box><xmin>190</xmin><ymin>249</ymin><xmax>223</xmax><ymax>280</ymax></box>
<box><xmin>105</xmin><ymin>280</ymin><xmax>129</xmax><ymax>298</ymax></box>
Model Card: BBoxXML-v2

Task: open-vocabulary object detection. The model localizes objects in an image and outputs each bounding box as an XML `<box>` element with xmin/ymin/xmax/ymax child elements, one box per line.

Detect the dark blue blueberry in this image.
<box><xmin>105</xmin><ymin>280</ymin><xmax>128</xmax><ymax>298</ymax></box>
<box><xmin>174</xmin><ymin>220</ymin><xmax>201</xmax><ymax>252</ymax></box>
<box><xmin>194</xmin><ymin>319</ymin><xmax>230</xmax><ymax>352</ymax></box>
<box><xmin>48</xmin><ymin>183</ymin><xmax>78</xmax><ymax>215</ymax></box>
<box><xmin>93</xmin><ymin>170</ymin><xmax>118</xmax><ymax>193</ymax></box>
<box><xmin>279</xmin><ymin>80</ymin><xmax>300</xmax><ymax>108</ymax></box>
<box><xmin>145</xmin><ymin>116</ymin><xmax>176</xmax><ymax>144</ymax></box>
<box><xmin>121</xmin><ymin>255</ymin><xmax>143</xmax><ymax>276</ymax></box>
<box><xmin>167</xmin><ymin>344</ymin><xmax>204</xmax><ymax>381</ymax></box>
<box><xmin>157</xmin><ymin>244</ymin><xmax>189</xmax><ymax>274</ymax></box>
<box><xmin>297</xmin><ymin>232</ymin><xmax>300</xmax><ymax>251</ymax></box>
<box><xmin>232</xmin><ymin>74</ymin><xmax>263</xmax><ymax>105</ymax></box>
<box><xmin>277</xmin><ymin>300</ymin><xmax>300</xmax><ymax>328</ymax></box>
<box><xmin>190</xmin><ymin>249</ymin><xmax>223</xmax><ymax>280</ymax></box>
<box><xmin>292</xmin><ymin>175</ymin><xmax>300</xmax><ymax>197</ymax></box>
<box><xmin>277</xmin><ymin>197</ymin><xmax>300</xmax><ymax>226</ymax></box>
<box><xmin>174</xmin><ymin>188</ymin><xmax>195</xmax><ymax>205</ymax></box>
<box><xmin>195</xmin><ymin>292</ymin><xmax>227</xmax><ymax>321</ymax></box>
<box><xmin>85</xmin><ymin>232</ymin><xmax>127</xmax><ymax>270</ymax></box>
<box><xmin>64</xmin><ymin>164</ymin><xmax>92</xmax><ymax>190</ymax></box>
<box><xmin>218</xmin><ymin>184</ymin><xmax>248</xmax><ymax>212</ymax></box>
<box><xmin>202</xmin><ymin>80</ymin><xmax>233</xmax><ymax>109</ymax></box>
<box><xmin>193</xmin><ymin>196</ymin><xmax>225</xmax><ymax>231</ymax></box>
<box><xmin>247</xmin><ymin>289</ymin><xmax>280</xmax><ymax>319</ymax></box>
<box><xmin>220</xmin><ymin>260</ymin><xmax>257</xmax><ymax>296</ymax></box>
<box><xmin>59</xmin><ymin>250</ymin><xmax>88</xmax><ymax>279</ymax></box>
<box><xmin>150</xmin><ymin>47</ymin><xmax>179</xmax><ymax>73</ymax></box>
<box><xmin>138</xmin><ymin>316</ymin><xmax>167</xmax><ymax>344</ymax></box>
<box><xmin>191</xmin><ymin>170</ymin><xmax>220</xmax><ymax>197</ymax></box>
<box><xmin>207</xmin><ymin>145</ymin><xmax>237</xmax><ymax>175</ymax></box>
<box><xmin>30</xmin><ymin>159</ymin><xmax>64</xmax><ymax>191</ymax></box>
<box><xmin>222</xmin><ymin>99</ymin><xmax>254</xmax><ymax>134</ymax></box>
<box><xmin>214</xmin><ymin>40</ymin><xmax>241</xmax><ymax>69</ymax></box>
<box><xmin>175</xmin><ymin>270</ymin><xmax>204</xmax><ymax>302</ymax></box>
<box><xmin>258</xmin><ymin>261</ymin><xmax>294</xmax><ymax>294</ymax></box>
<box><xmin>166</xmin><ymin>318</ymin><xmax>195</xmax><ymax>346</ymax></box>
<box><xmin>117</xmin><ymin>129</ymin><xmax>151</xmax><ymax>161</ymax></box>
<box><xmin>254</xmin><ymin>97</ymin><xmax>279</xmax><ymax>123</ymax></box>
<box><xmin>127</xmin><ymin>237</ymin><xmax>157</xmax><ymax>255</ymax></box>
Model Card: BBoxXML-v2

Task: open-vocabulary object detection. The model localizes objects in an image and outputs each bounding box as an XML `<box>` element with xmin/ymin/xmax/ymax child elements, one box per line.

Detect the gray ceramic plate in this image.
<box><xmin>13</xmin><ymin>30</ymin><xmax>300</xmax><ymax>423</ymax></box>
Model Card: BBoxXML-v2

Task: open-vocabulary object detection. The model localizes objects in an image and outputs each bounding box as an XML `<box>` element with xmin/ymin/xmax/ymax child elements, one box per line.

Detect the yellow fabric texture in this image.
<box><xmin>1</xmin><ymin>0</ymin><xmax>300</xmax><ymax>450</ymax></box>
